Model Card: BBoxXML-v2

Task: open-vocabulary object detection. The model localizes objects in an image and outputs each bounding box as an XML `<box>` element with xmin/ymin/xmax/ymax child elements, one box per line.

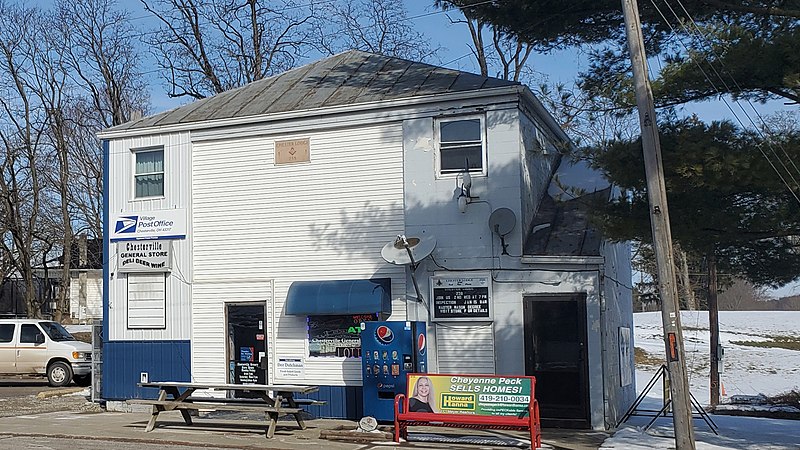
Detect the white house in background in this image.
<box><xmin>98</xmin><ymin>50</ymin><xmax>634</xmax><ymax>429</ymax></box>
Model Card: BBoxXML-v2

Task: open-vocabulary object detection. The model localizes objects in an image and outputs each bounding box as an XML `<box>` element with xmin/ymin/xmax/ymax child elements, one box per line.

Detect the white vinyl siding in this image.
<box><xmin>436</xmin><ymin>323</ymin><xmax>495</xmax><ymax>374</ymax></box>
<box><xmin>127</xmin><ymin>274</ymin><xmax>166</xmax><ymax>329</ymax></box>
<box><xmin>106</xmin><ymin>132</ymin><xmax>192</xmax><ymax>341</ymax></box>
<box><xmin>192</xmin><ymin>122</ymin><xmax>406</xmax><ymax>386</ymax></box>
<box><xmin>192</xmin><ymin>280</ymin><xmax>272</xmax><ymax>388</ymax></box>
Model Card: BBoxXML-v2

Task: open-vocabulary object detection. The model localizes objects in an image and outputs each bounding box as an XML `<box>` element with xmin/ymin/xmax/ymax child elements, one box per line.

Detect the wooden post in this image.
<box><xmin>621</xmin><ymin>0</ymin><xmax>696</xmax><ymax>448</ymax></box>
<box><xmin>708</xmin><ymin>254</ymin><xmax>720</xmax><ymax>407</ymax></box>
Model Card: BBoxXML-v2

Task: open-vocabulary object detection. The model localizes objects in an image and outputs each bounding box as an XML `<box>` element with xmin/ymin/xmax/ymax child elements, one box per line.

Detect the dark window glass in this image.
<box><xmin>0</xmin><ymin>324</ymin><xmax>14</xmax><ymax>343</ymax></box>
<box><xmin>439</xmin><ymin>119</ymin><xmax>483</xmax><ymax>173</ymax></box>
<box><xmin>40</xmin><ymin>321</ymin><xmax>74</xmax><ymax>342</ymax></box>
<box><xmin>20</xmin><ymin>324</ymin><xmax>43</xmax><ymax>344</ymax></box>
<box><xmin>307</xmin><ymin>314</ymin><xmax>377</xmax><ymax>358</ymax></box>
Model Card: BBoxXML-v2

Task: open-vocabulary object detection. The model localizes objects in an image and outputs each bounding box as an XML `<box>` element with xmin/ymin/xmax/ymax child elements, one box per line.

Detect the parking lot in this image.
<box><xmin>0</xmin><ymin>377</ymin><xmax>607</xmax><ymax>450</ymax></box>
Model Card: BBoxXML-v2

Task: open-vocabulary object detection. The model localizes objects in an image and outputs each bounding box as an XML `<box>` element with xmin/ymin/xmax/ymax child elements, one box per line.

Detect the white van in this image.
<box><xmin>0</xmin><ymin>319</ymin><xmax>92</xmax><ymax>387</ymax></box>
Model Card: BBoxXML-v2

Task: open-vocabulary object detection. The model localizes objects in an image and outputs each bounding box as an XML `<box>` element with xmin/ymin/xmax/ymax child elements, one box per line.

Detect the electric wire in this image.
<box><xmin>648</xmin><ymin>0</ymin><xmax>800</xmax><ymax>205</ymax></box>
<box><xmin>660</xmin><ymin>0</ymin><xmax>800</xmax><ymax>189</ymax></box>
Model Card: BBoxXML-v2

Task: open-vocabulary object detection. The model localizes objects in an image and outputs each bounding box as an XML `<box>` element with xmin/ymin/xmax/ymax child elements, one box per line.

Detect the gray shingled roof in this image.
<box><xmin>524</xmin><ymin>188</ymin><xmax>611</xmax><ymax>257</ymax></box>
<box><xmin>107</xmin><ymin>50</ymin><xmax>519</xmax><ymax>133</ymax></box>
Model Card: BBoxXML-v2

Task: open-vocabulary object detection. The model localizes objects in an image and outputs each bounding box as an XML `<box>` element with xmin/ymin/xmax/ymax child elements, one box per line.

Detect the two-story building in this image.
<box><xmin>98</xmin><ymin>50</ymin><xmax>634</xmax><ymax>429</ymax></box>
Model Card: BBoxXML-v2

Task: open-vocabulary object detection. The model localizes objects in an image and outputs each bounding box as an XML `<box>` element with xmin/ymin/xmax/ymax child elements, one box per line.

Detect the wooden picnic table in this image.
<box><xmin>131</xmin><ymin>381</ymin><xmax>320</xmax><ymax>438</ymax></box>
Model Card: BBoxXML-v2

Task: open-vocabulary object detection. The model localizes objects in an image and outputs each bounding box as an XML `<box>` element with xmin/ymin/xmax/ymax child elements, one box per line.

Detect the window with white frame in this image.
<box><xmin>127</xmin><ymin>273</ymin><xmax>167</xmax><ymax>329</ymax></box>
<box><xmin>134</xmin><ymin>148</ymin><xmax>164</xmax><ymax>198</ymax></box>
<box><xmin>437</xmin><ymin>116</ymin><xmax>485</xmax><ymax>175</ymax></box>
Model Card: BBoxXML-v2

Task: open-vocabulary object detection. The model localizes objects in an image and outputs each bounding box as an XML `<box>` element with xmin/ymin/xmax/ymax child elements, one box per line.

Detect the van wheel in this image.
<box><xmin>74</xmin><ymin>374</ymin><xmax>91</xmax><ymax>387</ymax></box>
<box><xmin>47</xmin><ymin>361</ymin><xmax>73</xmax><ymax>387</ymax></box>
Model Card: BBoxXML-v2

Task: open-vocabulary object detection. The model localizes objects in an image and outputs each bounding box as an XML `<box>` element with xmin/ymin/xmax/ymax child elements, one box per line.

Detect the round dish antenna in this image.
<box><xmin>381</xmin><ymin>235</ymin><xmax>436</xmax><ymax>312</ymax></box>
<box><xmin>488</xmin><ymin>208</ymin><xmax>516</xmax><ymax>256</ymax></box>
<box><xmin>381</xmin><ymin>235</ymin><xmax>436</xmax><ymax>266</ymax></box>
<box><xmin>489</xmin><ymin>208</ymin><xmax>516</xmax><ymax>236</ymax></box>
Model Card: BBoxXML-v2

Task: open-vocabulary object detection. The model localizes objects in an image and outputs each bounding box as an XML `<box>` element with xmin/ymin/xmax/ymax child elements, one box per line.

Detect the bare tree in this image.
<box><xmin>142</xmin><ymin>0</ymin><xmax>320</xmax><ymax>99</ymax></box>
<box><xmin>0</xmin><ymin>2</ymin><xmax>49</xmax><ymax>318</ymax></box>
<box><xmin>317</xmin><ymin>0</ymin><xmax>438</xmax><ymax>62</ymax></box>
<box><xmin>56</xmin><ymin>0</ymin><xmax>149</xmax><ymax>128</ymax></box>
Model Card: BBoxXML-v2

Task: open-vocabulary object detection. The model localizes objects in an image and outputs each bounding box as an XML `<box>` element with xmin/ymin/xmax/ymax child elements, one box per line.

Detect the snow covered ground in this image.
<box><xmin>600</xmin><ymin>311</ymin><xmax>800</xmax><ymax>449</ymax></box>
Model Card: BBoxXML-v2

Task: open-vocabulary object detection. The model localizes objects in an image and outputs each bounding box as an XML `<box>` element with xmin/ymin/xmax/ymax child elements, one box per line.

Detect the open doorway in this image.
<box><xmin>523</xmin><ymin>294</ymin><xmax>590</xmax><ymax>428</ymax></box>
<box><xmin>226</xmin><ymin>303</ymin><xmax>267</xmax><ymax>396</ymax></box>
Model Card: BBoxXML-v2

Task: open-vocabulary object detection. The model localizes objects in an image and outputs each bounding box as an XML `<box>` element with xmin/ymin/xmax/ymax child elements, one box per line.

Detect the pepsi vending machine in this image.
<box><xmin>361</xmin><ymin>321</ymin><xmax>427</xmax><ymax>421</ymax></box>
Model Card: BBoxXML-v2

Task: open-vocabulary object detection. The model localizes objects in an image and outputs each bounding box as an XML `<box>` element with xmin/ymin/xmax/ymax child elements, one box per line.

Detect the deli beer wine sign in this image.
<box><xmin>406</xmin><ymin>374</ymin><xmax>533</xmax><ymax>416</ymax></box>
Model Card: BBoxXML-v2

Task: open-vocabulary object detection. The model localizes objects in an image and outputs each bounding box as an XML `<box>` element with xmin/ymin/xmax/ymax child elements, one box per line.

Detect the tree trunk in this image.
<box><xmin>708</xmin><ymin>253</ymin><xmax>720</xmax><ymax>407</ymax></box>
<box><xmin>676</xmin><ymin>245</ymin><xmax>696</xmax><ymax>310</ymax></box>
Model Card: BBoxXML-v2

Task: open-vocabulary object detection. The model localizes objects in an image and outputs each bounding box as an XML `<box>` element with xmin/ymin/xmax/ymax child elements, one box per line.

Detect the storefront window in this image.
<box><xmin>307</xmin><ymin>314</ymin><xmax>377</xmax><ymax>358</ymax></box>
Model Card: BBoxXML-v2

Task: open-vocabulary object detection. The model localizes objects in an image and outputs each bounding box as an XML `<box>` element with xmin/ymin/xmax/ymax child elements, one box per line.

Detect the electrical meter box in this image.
<box><xmin>361</xmin><ymin>321</ymin><xmax>427</xmax><ymax>421</ymax></box>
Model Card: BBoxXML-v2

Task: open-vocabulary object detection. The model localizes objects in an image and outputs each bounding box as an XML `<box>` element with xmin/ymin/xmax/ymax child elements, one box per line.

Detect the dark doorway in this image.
<box><xmin>523</xmin><ymin>294</ymin><xmax>590</xmax><ymax>428</ymax></box>
<box><xmin>226</xmin><ymin>303</ymin><xmax>266</xmax><ymax>397</ymax></box>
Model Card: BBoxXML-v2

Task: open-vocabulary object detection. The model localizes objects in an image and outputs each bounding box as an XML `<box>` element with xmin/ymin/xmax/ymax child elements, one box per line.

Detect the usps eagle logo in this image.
<box><xmin>375</xmin><ymin>325</ymin><xmax>394</xmax><ymax>344</ymax></box>
<box><xmin>115</xmin><ymin>216</ymin><xmax>138</xmax><ymax>234</ymax></box>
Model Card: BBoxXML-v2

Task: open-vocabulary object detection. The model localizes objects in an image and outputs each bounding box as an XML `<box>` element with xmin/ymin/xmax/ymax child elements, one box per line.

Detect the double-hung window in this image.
<box><xmin>437</xmin><ymin>116</ymin><xmax>486</xmax><ymax>175</ymax></box>
<box><xmin>134</xmin><ymin>148</ymin><xmax>164</xmax><ymax>198</ymax></box>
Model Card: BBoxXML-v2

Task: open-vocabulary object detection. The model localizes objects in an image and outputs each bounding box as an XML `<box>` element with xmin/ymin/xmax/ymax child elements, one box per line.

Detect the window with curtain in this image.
<box><xmin>134</xmin><ymin>149</ymin><xmax>164</xmax><ymax>198</ymax></box>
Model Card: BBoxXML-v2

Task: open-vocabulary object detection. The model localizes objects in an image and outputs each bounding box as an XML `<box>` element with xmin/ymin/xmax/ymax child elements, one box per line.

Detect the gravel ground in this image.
<box><xmin>0</xmin><ymin>391</ymin><xmax>102</xmax><ymax>418</ymax></box>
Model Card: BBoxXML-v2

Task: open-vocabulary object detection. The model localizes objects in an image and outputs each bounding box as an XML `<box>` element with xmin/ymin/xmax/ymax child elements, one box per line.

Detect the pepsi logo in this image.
<box><xmin>418</xmin><ymin>333</ymin><xmax>426</xmax><ymax>355</ymax></box>
<box><xmin>376</xmin><ymin>325</ymin><xmax>394</xmax><ymax>344</ymax></box>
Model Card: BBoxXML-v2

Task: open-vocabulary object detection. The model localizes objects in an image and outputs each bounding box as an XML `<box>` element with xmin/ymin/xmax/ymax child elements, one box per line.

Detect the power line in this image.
<box><xmin>648</xmin><ymin>0</ymin><xmax>800</xmax><ymax>205</ymax></box>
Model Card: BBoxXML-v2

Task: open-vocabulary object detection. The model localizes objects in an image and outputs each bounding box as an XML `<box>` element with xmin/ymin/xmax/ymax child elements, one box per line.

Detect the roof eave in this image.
<box><xmin>97</xmin><ymin>85</ymin><xmax>525</xmax><ymax>140</ymax></box>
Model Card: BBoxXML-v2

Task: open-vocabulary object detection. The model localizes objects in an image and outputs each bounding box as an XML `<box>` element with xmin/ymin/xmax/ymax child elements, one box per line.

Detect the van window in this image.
<box><xmin>20</xmin><ymin>324</ymin><xmax>44</xmax><ymax>343</ymax></box>
<box><xmin>40</xmin><ymin>321</ymin><xmax>75</xmax><ymax>342</ymax></box>
<box><xmin>0</xmin><ymin>324</ymin><xmax>14</xmax><ymax>343</ymax></box>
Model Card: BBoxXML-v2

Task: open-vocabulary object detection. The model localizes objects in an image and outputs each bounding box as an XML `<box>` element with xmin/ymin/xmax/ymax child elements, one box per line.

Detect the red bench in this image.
<box><xmin>393</xmin><ymin>374</ymin><xmax>541</xmax><ymax>449</ymax></box>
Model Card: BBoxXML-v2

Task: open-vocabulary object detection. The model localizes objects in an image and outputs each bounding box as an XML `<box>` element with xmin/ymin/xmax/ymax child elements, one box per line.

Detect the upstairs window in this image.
<box><xmin>438</xmin><ymin>117</ymin><xmax>485</xmax><ymax>175</ymax></box>
<box><xmin>134</xmin><ymin>148</ymin><xmax>164</xmax><ymax>198</ymax></box>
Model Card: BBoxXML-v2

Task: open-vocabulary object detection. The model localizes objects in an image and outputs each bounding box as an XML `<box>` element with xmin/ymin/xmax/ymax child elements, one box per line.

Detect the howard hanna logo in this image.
<box><xmin>115</xmin><ymin>216</ymin><xmax>138</xmax><ymax>234</ymax></box>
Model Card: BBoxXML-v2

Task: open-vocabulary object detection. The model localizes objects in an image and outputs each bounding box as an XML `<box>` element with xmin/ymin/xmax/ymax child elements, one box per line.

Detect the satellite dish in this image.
<box><xmin>381</xmin><ymin>235</ymin><xmax>436</xmax><ymax>266</ymax></box>
<box><xmin>489</xmin><ymin>208</ymin><xmax>516</xmax><ymax>236</ymax></box>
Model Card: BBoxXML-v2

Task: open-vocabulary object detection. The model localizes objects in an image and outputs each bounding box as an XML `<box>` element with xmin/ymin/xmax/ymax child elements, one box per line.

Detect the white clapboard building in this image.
<box><xmin>98</xmin><ymin>50</ymin><xmax>634</xmax><ymax>429</ymax></box>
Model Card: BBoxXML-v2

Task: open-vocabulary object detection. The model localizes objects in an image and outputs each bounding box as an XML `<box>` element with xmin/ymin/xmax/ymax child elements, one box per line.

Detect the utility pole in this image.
<box><xmin>620</xmin><ymin>0</ymin><xmax>697</xmax><ymax>448</ymax></box>
<box><xmin>708</xmin><ymin>254</ymin><xmax>720</xmax><ymax>407</ymax></box>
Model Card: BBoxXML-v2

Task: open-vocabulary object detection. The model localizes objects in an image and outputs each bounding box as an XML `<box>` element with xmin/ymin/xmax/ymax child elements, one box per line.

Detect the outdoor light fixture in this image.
<box><xmin>456</xmin><ymin>169</ymin><xmax>474</xmax><ymax>213</ymax></box>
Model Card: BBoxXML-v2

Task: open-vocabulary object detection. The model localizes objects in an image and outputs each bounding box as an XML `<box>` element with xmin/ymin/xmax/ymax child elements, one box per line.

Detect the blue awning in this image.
<box><xmin>285</xmin><ymin>278</ymin><xmax>392</xmax><ymax>315</ymax></box>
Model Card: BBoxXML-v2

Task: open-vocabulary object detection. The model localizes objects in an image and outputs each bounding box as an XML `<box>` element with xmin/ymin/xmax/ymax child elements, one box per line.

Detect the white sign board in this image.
<box><xmin>118</xmin><ymin>241</ymin><xmax>172</xmax><ymax>273</ymax></box>
<box><xmin>619</xmin><ymin>327</ymin><xmax>633</xmax><ymax>387</ymax></box>
<box><xmin>277</xmin><ymin>358</ymin><xmax>305</xmax><ymax>379</ymax></box>
<box><xmin>110</xmin><ymin>209</ymin><xmax>187</xmax><ymax>242</ymax></box>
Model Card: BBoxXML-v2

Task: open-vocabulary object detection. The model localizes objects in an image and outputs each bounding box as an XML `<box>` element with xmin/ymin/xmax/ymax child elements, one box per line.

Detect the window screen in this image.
<box><xmin>127</xmin><ymin>273</ymin><xmax>167</xmax><ymax>329</ymax></box>
<box><xmin>135</xmin><ymin>149</ymin><xmax>164</xmax><ymax>198</ymax></box>
<box><xmin>439</xmin><ymin>118</ymin><xmax>484</xmax><ymax>174</ymax></box>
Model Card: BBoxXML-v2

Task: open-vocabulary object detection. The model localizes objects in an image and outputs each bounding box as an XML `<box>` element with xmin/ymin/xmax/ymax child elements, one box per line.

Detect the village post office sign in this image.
<box><xmin>110</xmin><ymin>209</ymin><xmax>187</xmax><ymax>242</ymax></box>
<box><xmin>118</xmin><ymin>241</ymin><xmax>172</xmax><ymax>273</ymax></box>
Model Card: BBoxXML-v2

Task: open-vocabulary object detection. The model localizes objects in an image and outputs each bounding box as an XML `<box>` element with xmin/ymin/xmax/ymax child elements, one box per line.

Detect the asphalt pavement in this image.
<box><xmin>0</xmin><ymin>380</ymin><xmax>609</xmax><ymax>450</ymax></box>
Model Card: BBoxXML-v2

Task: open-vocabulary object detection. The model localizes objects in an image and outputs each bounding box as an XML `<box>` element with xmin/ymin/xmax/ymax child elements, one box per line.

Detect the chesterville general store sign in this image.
<box><xmin>118</xmin><ymin>241</ymin><xmax>172</xmax><ymax>273</ymax></box>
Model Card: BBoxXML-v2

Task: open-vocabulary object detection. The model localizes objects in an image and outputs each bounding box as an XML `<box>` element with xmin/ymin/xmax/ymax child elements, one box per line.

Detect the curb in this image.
<box><xmin>36</xmin><ymin>387</ymin><xmax>85</xmax><ymax>399</ymax></box>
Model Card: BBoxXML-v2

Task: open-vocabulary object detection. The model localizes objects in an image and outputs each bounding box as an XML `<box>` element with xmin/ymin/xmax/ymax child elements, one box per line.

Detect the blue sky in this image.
<box><xmin>126</xmin><ymin>1</ymin><xmax>797</xmax><ymax>297</ymax></box>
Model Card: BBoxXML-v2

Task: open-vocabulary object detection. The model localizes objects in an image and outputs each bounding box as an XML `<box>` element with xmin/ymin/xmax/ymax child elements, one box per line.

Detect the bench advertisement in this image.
<box><xmin>407</xmin><ymin>374</ymin><xmax>533</xmax><ymax>416</ymax></box>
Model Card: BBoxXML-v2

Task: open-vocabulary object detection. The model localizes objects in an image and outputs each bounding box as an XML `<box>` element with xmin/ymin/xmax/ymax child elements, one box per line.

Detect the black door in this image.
<box><xmin>523</xmin><ymin>294</ymin><xmax>590</xmax><ymax>428</ymax></box>
<box><xmin>226</xmin><ymin>304</ymin><xmax>267</xmax><ymax>396</ymax></box>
